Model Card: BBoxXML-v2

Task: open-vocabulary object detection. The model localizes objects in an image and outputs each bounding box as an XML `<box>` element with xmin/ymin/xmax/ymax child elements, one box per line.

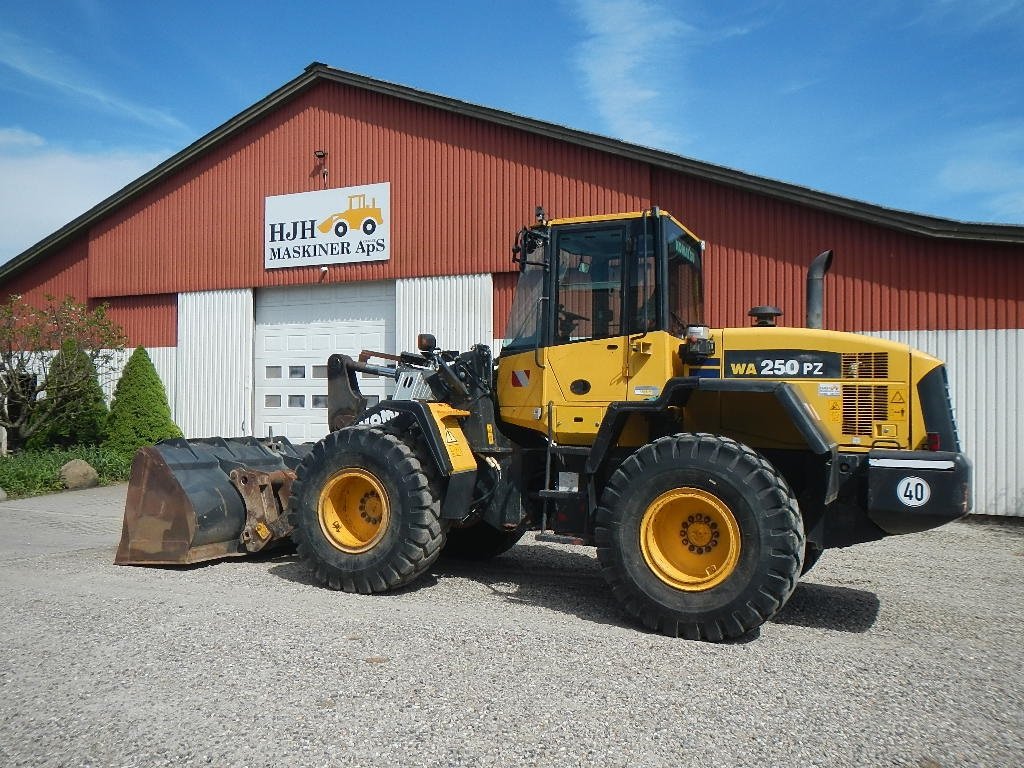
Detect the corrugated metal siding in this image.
<box><xmin>96</xmin><ymin>294</ymin><xmax>177</xmax><ymax>347</ymax></box>
<box><xmin>395</xmin><ymin>274</ymin><xmax>492</xmax><ymax>355</ymax></box>
<box><xmin>175</xmin><ymin>289</ymin><xmax>253</xmax><ymax>438</ymax></box>
<box><xmin>0</xmin><ymin>236</ymin><xmax>89</xmax><ymax>304</ymax></box>
<box><xmin>866</xmin><ymin>329</ymin><xmax>1023</xmax><ymax>517</ymax></box>
<box><xmin>12</xmin><ymin>82</ymin><xmax>1022</xmax><ymax>339</ymax></box>
<box><xmin>651</xmin><ymin>170</ymin><xmax>1023</xmax><ymax>332</ymax></box>
<box><xmin>86</xmin><ymin>81</ymin><xmax>649</xmax><ymax>297</ymax></box>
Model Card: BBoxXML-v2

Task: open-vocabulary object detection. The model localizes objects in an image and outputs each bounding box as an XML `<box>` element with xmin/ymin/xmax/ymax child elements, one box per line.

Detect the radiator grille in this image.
<box><xmin>842</xmin><ymin>385</ymin><xmax>889</xmax><ymax>435</ymax></box>
<box><xmin>841</xmin><ymin>352</ymin><xmax>889</xmax><ymax>379</ymax></box>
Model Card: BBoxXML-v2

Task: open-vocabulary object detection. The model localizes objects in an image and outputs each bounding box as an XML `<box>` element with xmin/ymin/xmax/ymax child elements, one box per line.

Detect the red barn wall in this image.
<box><xmin>87</xmin><ymin>81</ymin><xmax>650</xmax><ymax>297</ymax></box>
<box><xmin>1</xmin><ymin>236</ymin><xmax>89</xmax><ymax>305</ymax></box>
<box><xmin>652</xmin><ymin>170</ymin><xmax>1022</xmax><ymax>332</ymax></box>
<box><xmin>97</xmin><ymin>294</ymin><xmax>177</xmax><ymax>348</ymax></box>
<box><xmin>5</xmin><ymin>79</ymin><xmax>1022</xmax><ymax>338</ymax></box>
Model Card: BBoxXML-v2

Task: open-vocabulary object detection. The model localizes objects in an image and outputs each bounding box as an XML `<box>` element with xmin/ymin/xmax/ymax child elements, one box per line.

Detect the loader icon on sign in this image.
<box><xmin>318</xmin><ymin>193</ymin><xmax>384</xmax><ymax>238</ymax></box>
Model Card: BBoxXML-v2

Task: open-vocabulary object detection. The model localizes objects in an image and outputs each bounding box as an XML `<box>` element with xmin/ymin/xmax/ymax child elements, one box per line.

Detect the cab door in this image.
<box><xmin>542</xmin><ymin>223</ymin><xmax>631</xmax><ymax>442</ymax></box>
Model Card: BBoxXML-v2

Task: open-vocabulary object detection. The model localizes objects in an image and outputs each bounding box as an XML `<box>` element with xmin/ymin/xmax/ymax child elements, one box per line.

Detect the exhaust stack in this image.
<box><xmin>806</xmin><ymin>249</ymin><xmax>834</xmax><ymax>329</ymax></box>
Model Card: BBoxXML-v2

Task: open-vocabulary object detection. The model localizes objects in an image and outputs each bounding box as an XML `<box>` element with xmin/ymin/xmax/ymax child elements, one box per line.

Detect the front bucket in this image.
<box><xmin>114</xmin><ymin>437</ymin><xmax>309</xmax><ymax>566</ymax></box>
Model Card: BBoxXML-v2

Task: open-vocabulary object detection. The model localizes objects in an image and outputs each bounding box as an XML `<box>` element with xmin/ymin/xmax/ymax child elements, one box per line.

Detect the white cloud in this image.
<box><xmin>0</xmin><ymin>135</ymin><xmax>168</xmax><ymax>262</ymax></box>
<box><xmin>937</xmin><ymin>123</ymin><xmax>1024</xmax><ymax>223</ymax></box>
<box><xmin>906</xmin><ymin>0</ymin><xmax>1024</xmax><ymax>32</ymax></box>
<box><xmin>570</xmin><ymin>0</ymin><xmax>696</xmax><ymax>149</ymax></box>
<box><xmin>0</xmin><ymin>29</ymin><xmax>189</xmax><ymax>136</ymax></box>
<box><xmin>0</xmin><ymin>127</ymin><xmax>46</xmax><ymax>149</ymax></box>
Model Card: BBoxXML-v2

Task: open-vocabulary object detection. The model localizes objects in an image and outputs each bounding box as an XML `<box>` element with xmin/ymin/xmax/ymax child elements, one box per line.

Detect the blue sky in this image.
<box><xmin>1</xmin><ymin>0</ymin><xmax>1022</xmax><ymax>262</ymax></box>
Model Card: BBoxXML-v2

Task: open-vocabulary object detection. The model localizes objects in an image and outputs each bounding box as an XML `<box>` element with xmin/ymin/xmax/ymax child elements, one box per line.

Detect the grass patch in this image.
<box><xmin>0</xmin><ymin>446</ymin><xmax>134</xmax><ymax>499</ymax></box>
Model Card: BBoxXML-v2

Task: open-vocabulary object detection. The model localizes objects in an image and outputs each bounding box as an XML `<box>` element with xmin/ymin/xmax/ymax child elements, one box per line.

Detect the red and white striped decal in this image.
<box><xmin>511</xmin><ymin>369</ymin><xmax>531</xmax><ymax>388</ymax></box>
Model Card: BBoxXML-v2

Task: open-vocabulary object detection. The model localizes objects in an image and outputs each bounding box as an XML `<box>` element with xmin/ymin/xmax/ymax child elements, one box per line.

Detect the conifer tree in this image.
<box><xmin>27</xmin><ymin>340</ymin><xmax>109</xmax><ymax>449</ymax></box>
<box><xmin>105</xmin><ymin>346</ymin><xmax>182</xmax><ymax>454</ymax></box>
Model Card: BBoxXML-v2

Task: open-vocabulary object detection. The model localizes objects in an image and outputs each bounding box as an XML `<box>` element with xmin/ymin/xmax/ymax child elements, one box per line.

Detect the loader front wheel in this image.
<box><xmin>290</xmin><ymin>426</ymin><xmax>444</xmax><ymax>593</ymax></box>
<box><xmin>595</xmin><ymin>433</ymin><xmax>804</xmax><ymax>642</ymax></box>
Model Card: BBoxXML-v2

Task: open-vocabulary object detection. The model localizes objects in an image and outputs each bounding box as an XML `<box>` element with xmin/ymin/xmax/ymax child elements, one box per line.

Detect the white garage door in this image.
<box><xmin>254</xmin><ymin>281</ymin><xmax>396</xmax><ymax>442</ymax></box>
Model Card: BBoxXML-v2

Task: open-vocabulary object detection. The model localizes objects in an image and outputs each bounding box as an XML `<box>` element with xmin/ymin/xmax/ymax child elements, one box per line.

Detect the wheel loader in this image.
<box><xmin>116</xmin><ymin>207</ymin><xmax>971</xmax><ymax>642</ymax></box>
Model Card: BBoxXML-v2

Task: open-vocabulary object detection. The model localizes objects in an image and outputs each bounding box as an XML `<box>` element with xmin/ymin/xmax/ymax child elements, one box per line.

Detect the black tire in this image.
<box><xmin>595</xmin><ymin>433</ymin><xmax>804</xmax><ymax>642</ymax></box>
<box><xmin>289</xmin><ymin>426</ymin><xmax>445</xmax><ymax>593</ymax></box>
<box><xmin>361</xmin><ymin>218</ymin><xmax>377</xmax><ymax>235</ymax></box>
<box><xmin>333</xmin><ymin>220</ymin><xmax>349</xmax><ymax>238</ymax></box>
<box><xmin>801</xmin><ymin>543</ymin><xmax>824</xmax><ymax>575</ymax></box>
<box><xmin>442</xmin><ymin>522</ymin><xmax>527</xmax><ymax>560</ymax></box>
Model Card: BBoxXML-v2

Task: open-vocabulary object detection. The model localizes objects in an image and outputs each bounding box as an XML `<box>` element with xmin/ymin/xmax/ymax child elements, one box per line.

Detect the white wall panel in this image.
<box><xmin>865</xmin><ymin>329</ymin><xmax>1023</xmax><ymax>517</ymax></box>
<box><xmin>176</xmin><ymin>289</ymin><xmax>253</xmax><ymax>438</ymax></box>
<box><xmin>396</xmin><ymin>274</ymin><xmax>493</xmax><ymax>355</ymax></box>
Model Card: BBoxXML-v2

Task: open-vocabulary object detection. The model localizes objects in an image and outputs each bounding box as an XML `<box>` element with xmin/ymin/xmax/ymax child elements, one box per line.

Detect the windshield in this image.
<box><xmin>665</xmin><ymin>221</ymin><xmax>704</xmax><ymax>336</ymax></box>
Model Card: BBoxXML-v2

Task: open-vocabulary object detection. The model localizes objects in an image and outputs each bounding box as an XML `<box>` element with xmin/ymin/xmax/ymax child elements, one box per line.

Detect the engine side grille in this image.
<box><xmin>842</xmin><ymin>385</ymin><xmax>889</xmax><ymax>435</ymax></box>
<box><xmin>841</xmin><ymin>352</ymin><xmax>889</xmax><ymax>379</ymax></box>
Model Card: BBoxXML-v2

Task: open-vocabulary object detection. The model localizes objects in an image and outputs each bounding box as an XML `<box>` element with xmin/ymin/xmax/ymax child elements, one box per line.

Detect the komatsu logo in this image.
<box><xmin>264</xmin><ymin>182</ymin><xmax>390</xmax><ymax>269</ymax></box>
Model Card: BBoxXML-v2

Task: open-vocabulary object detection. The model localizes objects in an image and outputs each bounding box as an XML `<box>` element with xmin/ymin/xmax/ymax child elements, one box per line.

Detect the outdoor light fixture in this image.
<box><xmin>313</xmin><ymin>150</ymin><xmax>329</xmax><ymax>188</ymax></box>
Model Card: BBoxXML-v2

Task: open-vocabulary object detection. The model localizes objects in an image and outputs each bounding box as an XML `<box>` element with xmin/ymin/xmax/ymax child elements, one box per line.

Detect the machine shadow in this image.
<box><xmin>425</xmin><ymin>548</ymin><xmax>630</xmax><ymax>628</ymax></box>
<box><xmin>268</xmin><ymin>542</ymin><xmax>880</xmax><ymax>637</ymax></box>
<box><xmin>771</xmin><ymin>581</ymin><xmax>880</xmax><ymax>633</ymax></box>
<box><xmin>266</xmin><ymin>543</ymin><xmax>630</xmax><ymax>629</ymax></box>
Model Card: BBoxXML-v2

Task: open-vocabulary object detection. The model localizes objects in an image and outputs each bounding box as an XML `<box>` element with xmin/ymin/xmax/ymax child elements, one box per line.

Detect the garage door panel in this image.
<box><xmin>255</xmin><ymin>281</ymin><xmax>395</xmax><ymax>442</ymax></box>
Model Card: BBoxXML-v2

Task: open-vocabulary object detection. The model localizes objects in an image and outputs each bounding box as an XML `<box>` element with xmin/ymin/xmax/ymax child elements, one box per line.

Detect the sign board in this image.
<box><xmin>264</xmin><ymin>182</ymin><xmax>390</xmax><ymax>269</ymax></box>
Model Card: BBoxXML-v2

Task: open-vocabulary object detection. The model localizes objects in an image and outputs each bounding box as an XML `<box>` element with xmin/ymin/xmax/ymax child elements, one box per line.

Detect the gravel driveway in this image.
<box><xmin>0</xmin><ymin>484</ymin><xmax>1021</xmax><ymax>767</ymax></box>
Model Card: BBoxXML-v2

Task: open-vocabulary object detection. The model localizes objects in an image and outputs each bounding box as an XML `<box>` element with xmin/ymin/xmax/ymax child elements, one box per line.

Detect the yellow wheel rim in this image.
<box><xmin>317</xmin><ymin>469</ymin><xmax>390</xmax><ymax>554</ymax></box>
<box><xmin>639</xmin><ymin>487</ymin><xmax>741</xmax><ymax>591</ymax></box>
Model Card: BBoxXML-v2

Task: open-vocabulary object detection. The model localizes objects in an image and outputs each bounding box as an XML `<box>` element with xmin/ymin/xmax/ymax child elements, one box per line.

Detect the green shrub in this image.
<box><xmin>105</xmin><ymin>346</ymin><xmax>182</xmax><ymax>454</ymax></box>
<box><xmin>26</xmin><ymin>340</ymin><xmax>109</xmax><ymax>450</ymax></box>
<box><xmin>0</xmin><ymin>446</ymin><xmax>134</xmax><ymax>498</ymax></box>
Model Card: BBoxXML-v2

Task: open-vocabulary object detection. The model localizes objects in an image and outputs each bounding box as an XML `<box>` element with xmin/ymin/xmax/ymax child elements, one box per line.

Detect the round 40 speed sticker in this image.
<box><xmin>896</xmin><ymin>476</ymin><xmax>931</xmax><ymax>507</ymax></box>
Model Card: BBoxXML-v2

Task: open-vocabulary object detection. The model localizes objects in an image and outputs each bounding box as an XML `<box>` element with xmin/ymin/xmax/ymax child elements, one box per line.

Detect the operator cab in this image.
<box><xmin>503</xmin><ymin>209</ymin><xmax>705</xmax><ymax>355</ymax></box>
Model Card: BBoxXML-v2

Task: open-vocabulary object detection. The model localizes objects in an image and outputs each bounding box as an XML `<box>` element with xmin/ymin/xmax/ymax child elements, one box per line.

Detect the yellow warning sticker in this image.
<box><xmin>889</xmin><ymin>388</ymin><xmax>908</xmax><ymax>420</ymax></box>
<box><xmin>255</xmin><ymin>522</ymin><xmax>271</xmax><ymax>540</ymax></box>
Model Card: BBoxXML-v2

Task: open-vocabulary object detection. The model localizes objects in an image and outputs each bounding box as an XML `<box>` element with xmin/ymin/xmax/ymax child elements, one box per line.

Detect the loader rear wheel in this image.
<box><xmin>595</xmin><ymin>433</ymin><xmax>804</xmax><ymax>642</ymax></box>
<box><xmin>290</xmin><ymin>426</ymin><xmax>444</xmax><ymax>593</ymax></box>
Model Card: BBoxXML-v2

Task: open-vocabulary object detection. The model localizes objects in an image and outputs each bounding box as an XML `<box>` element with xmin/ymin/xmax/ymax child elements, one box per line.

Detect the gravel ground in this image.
<box><xmin>0</xmin><ymin>485</ymin><xmax>1021</xmax><ymax>768</ymax></box>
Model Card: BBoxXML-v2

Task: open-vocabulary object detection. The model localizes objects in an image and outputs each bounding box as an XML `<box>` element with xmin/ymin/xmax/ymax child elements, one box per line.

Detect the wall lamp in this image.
<box><xmin>313</xmin><ymin>150</ymin><xmax>329</xmax><ymax>187</ymax></box>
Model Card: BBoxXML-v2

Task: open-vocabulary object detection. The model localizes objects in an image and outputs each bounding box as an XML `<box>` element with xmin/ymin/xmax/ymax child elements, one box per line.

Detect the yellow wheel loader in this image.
<box><xmin>116</xmin><ymin>208</ymin><xmax>971</xmax><ymax>642</ymax></box>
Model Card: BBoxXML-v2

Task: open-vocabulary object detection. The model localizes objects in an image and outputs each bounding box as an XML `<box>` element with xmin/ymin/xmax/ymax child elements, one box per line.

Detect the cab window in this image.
<box><xmin>553</xmin><ymin>227</ymin><xmax>626</xmax><ymax>344</ymax></box>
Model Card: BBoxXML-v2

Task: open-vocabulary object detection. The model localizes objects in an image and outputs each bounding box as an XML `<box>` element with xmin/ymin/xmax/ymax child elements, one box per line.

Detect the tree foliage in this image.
<box><xmin>0</xmin><ymin>295</ymin><xmax>126</xmax><ymax>451</ymax></box>
<box><xmin>25</xmin><ymin>340</ymin><xmax>109</xmax><ymax>449</ymax></box>
<box><xmin>105</xmin><ymin>346</ymin><xmax>182</xmax><ymax>454</ymax></box>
